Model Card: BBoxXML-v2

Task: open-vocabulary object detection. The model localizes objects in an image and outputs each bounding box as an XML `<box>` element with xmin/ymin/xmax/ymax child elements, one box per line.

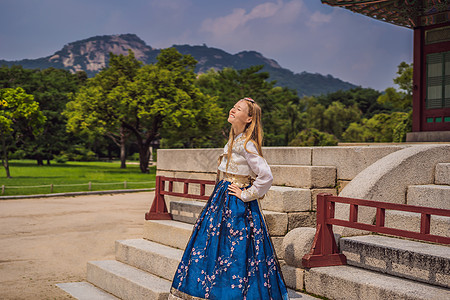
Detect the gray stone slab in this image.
<box><xmin>264</xmin><ymin>147</ymin><xmax>312</xmax><ymax>165</ymax></box>
<box><xmin>87</xmin><ymin>260</ymin><xmax>171</xmax><ymax>300</ymax></box>
<box><xmin>263</xmin><ymin>210</ymin><xmax>289</xmax><ymax>236</ymax></box>
<box><xmin>170</xmin><ymin>200</ymin><xmax>206</xmax><ymax>224</ymax></box>
<box><xmin>436</xmin><ymin>163</ymin><xmax>450</xmax><ymax>185</ymax></box>
<box><xmin>281</xmin><ymin>264</ymin><xmax>305</xmax><ymax>292</ymax></box>
<box><xmin>157</xmin><ymin>148</ymin><xmax>222</xmax><ymax>173</ymax></box>
<box><xmin>305</xmin><ymin>265</ymin><xmax>450</xmax><ymax>300</ymax></box>
<box><xmin>271</xmin><ymin>165</ymin><xmax>336</xmax><ymax>188</ymax></box>
<box><xmin>340</xmin><ymin>235</ymin><xmax>450</xmax><ymax>288</ymax></box>
<box><xmin>312</xmin><ymin>146</ymin><xmax>406</xmax><ymax>180</ymax></box>
<box><xmin>287</xmin><ymin>212</ymin><xmax>316</xmax><ymax>231</ymax></box>
<box><xmin>261</xmin><ymin>186</ymin><xmax>312</xmax><ymax>212</ymax></box>
<box><xmin>143</xmin><ymin>220</ymin><xmax>193</xmax><ymax>250</ymax></box>
<box><xmin>115</xmin><ymin>239</ymin><xmax>183</xmax><ymax>281</ymax></box>
<box><xmin>385</xmin><ymin>210</ymin><xmax>450</xmax><ymax>238</ymax></box>
<box><xmin>407</xmin><ymin>184</ymin><xmax>450</xmax><ymax>209</ymax></box>
<box><xmin>56</xmin><ymin>282</ymin><xmax>119</xmax><ymax>300</ymax></box>
<box><xmin>287</xmin><ymin>288</ymin><xmax>318</xmax><ymax>299</ymax></box>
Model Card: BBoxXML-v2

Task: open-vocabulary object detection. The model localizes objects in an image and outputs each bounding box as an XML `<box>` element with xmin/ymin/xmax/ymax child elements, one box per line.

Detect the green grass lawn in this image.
<box><xmin>0</xmin><ymin>160</ymin><xmax>156</xmax><ymax>196</ymax></box>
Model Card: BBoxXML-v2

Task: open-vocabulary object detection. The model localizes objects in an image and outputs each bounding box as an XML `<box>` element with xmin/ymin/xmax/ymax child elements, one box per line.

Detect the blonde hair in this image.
<box><xmin>226</xmin><ymin>98</ymin><xmax>264</xmax><ymax>171</ymax></box>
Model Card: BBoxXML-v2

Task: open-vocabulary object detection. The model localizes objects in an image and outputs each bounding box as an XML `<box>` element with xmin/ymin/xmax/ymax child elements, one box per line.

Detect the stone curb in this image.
<box><xmin>0</xmin><ymin>188</ymin><xmax>155</xmax><ymax>200</ymax></box>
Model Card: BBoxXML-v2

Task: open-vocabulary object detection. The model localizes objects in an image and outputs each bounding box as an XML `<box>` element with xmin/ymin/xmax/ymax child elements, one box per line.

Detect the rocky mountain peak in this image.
<box><xmin>48</xmin><ymin>34</ymin><xmax>154</xmax><ymax>74</ymax></box>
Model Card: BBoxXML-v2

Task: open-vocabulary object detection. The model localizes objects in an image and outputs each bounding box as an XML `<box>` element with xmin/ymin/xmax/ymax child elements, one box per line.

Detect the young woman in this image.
<box><xmin>168</xmin><ymin>98</ymin><xmax>289</xmax><ymax>300</ymax></box>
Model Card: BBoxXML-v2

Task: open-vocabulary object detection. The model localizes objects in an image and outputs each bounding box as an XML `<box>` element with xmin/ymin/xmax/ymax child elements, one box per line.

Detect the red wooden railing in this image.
<box><xmin>145</xmin><ymin>176</ymin><xmax>215</xmax><ymax>220</ymax></box>
<box><xmin>302</xmin><ymin>193</ymin><xmax>450</xmax><ymax>268</ymax></box>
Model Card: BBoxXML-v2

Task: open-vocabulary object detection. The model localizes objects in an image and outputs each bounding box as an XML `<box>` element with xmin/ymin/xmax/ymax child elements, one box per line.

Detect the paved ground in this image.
<box><xmin>0</xmin><ymin>192</ymin><xmax>153</xmax><ymax>300</ymax></box>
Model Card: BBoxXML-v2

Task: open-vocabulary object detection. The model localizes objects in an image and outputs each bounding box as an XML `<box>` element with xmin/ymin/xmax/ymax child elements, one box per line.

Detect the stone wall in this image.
<box><xmin>156</xmin><ymin>145</ymin><xmax>410</xmax><ymax>236</ymax></box>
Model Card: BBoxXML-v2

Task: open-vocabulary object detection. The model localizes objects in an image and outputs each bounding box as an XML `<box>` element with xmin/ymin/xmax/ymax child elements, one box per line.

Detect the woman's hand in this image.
<box><xmin>228</xmin><ymin>183</ymin><xmax>243</xmax><ymax>199</ymax></box>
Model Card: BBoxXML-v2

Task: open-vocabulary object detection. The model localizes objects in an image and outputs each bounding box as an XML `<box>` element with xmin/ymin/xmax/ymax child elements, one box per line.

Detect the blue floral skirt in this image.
<box><xmin>169</xmin><ymin>180</ymin><xmax>289</xmax><ymax>300</ymax></box>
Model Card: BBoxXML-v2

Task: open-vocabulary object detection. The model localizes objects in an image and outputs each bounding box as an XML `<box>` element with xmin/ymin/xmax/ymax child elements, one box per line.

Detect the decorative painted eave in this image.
<box><xmin>322</xmin><ymin>0</ymin><xmax>450</xmax><ymax>28</ymax></box>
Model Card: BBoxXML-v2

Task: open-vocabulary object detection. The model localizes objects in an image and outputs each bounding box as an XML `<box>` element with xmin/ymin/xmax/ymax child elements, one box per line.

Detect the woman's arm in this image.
<box><xmin>239</xmin><ymin>141</ymin><xmax>273</xmax><ymax>202</ymax></box>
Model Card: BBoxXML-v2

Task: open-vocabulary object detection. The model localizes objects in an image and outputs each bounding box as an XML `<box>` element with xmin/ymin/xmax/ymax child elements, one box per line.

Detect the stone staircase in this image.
<box><xmin>57</xmin><ymin>164</ymin><xmax>334</xmax><ymax>299</ymax></box>
<box><xmin>57</xmin><ymin>148</ymin><xmax>450</xmax><ymax>299</ymax></box>
<box><xmin>385</xmin><ymin>163</ymin><xmax>450</xmax><ymax>237</ymax></box>
<box><xmin>304</xmin><ymin>235</ymin><xmax>450</xmax><ymax>300</ymax></box>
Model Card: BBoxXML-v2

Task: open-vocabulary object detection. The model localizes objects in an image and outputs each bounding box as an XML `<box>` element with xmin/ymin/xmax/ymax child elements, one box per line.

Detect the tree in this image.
<box><xmin>0</xmin><ymin>65</ymin><xmax>86</xmax><ymax>165</ymax></box>
<box><xmin>196</xmin><ymin>65</ymin><xmax>302</xmax><ymax>146</ymax></box>
<box><xmin>66</xmin><ymin>48</ymin><xmax>222</xmax><ymax>173</ymax></box>
<box><xmin>342</xmin><ymin>111</ymin><xmax>411</xmax><ymax>142</ymax></box>
<box><xmin>288</xmin><ymin>128</ymin><xmax>338</xmax><ymax>146</ymax></box>
<box><xmin>377</xmin><ymin>62</ymin><xmax>413</xmax><ymax>111</ymax></box>
<box><xmin>0</xmin><ymin>87</ymin><xmax>45</xmax><ymax>177</ymax></box>
<box><xmin>65</xmin><ymin>50</ymin><xmax>142</xmax><ymax>168</ymax></box>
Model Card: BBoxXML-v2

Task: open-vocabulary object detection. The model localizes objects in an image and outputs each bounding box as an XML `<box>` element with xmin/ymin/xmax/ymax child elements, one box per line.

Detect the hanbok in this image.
<box><xmin>168</xmin><ymin>133</ymin><xmax>289</xmax><ymax>300</ymax></box>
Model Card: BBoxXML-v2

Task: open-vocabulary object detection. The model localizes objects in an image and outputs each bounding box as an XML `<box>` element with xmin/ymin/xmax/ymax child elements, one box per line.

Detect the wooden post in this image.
<box><xmin>1</xmin><ymin>185</ymin><xmax>4</xmax><ymax>195</ymax></box>
<box><xmin>145</xmin><ymin>176</ymin><xmax>172</xmax><ymax>220</ymax></box>
<box><xmin>124</xmin><ymin>181</ymin><xmax>127</xmax><ymax>189</ymax></box>
<box><xmin>50</xmin><ymin>184</ymin><xmax>53</xmax><ymax>193</ymax></box>
<box><xmin>302</xmin><ymin>193</ymin><xmax>347</xmax><ymax>268</ymax></box>
<box><xmin>88</xmin><ymin>181</ymin><xmax>92</xmax><ymax>191</ymax></box>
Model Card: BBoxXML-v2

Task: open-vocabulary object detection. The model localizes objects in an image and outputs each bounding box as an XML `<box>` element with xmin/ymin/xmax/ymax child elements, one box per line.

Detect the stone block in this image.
<box><xmin>271</xmin><ymin>165</ymin><xmax>336</xmax><ymax>188</ymax></box>
<box><xmin>385</xmin><ymin>210</ymin><xmax>450</xmax><ymax>238</ymax></box>
<box><xmin>407</xmin><ymin>184</ymin><xmax>450</xmax><ymax>209</ymax></box>
<box><xmin>115</xmin><ymin>239</ymin><xmax>182</xmax><ymax>281</ymax></box>
<box><xmin>264</xmin><ymin>147</ymin><xmax>312</xmax><ymax>165</ymax></box>
<box><xmin>87</xmin><ymin>260</ymin><xmax>171</xmax><ymax>300</ymax></box>
<box><xmin>56</xmin><ymin>282</ymin><xmax>119</xmax><ymax>300</ymax></box>
<box><xmin>157</xmin><ymin>148</ymin><xmax>222</xmax><ymax>173</ymax></box>
<box><xmin>281</xmin><ymin>264</ymin><xmax>305</xmax><ymax>291</ymax></box>
<box><xmin>271</xmin><ymin>236</ymin><xmax>284</xmax><ymax>260</ymax></box>
<box><xmin>304</xmin><ymin>265</ymin><xmax>450</xmax><ymax>300</ymax></box>
<box><xmin>337</xmin><ymin>180</ymin><xmax>350</xmax><ymax>194</ymax></box>
<box><xmin>311</xmin><ymin>188</ymin><xmax>337</xmax><ymax>211</ymax></box>
<box><xmin>337</xmin><ymin>145</ymin><xmax>450</xmax><ymax>236</ymax></box>
<box><xmin>143</xmin><ymin>220</ymin><xmax>193</xmax><ymax>250</ymax></box>
<box><xmin>312</xmin><ymin>146</ymin><xmax>406</xmax><ymax>180</ymax></box>
<box><xmin>435</xmin><ymin>163</ymin><xmax>450</xmax><ymax>185</ymax></box>
<box><xmin>282</xmin><ymin>227</ymin><xmax>316</xmax><ymax>268</ymax></box>
<box><xmin>263</xmin><ymin>210</ymin><xmax>288</xmax><ymax>236</ymax></box>
<box><xmin>287</xmin><ymin>212</ymin><xmax>316</xmax><ymax>231</ymax></box>
<box><xmin>261</xmin><ymin>186</ymin><xmax>311</xmax><ymax>212</ymax></box>
<box><xmin>170</xmin><ymin>200</ymin><xmax>206</xmax><ymax>224</ymax></box>
<box><xmin>340</xmin><ymin>235</ymin><xmax>450</xmax><ymax>288</ymax></box>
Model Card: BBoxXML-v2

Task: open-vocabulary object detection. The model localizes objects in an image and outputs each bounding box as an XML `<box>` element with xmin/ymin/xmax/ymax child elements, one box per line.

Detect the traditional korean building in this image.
<box><xmin>323</xmin><ymin>0</ymin><xmax>450</xmax><ymax>142</ymax></box>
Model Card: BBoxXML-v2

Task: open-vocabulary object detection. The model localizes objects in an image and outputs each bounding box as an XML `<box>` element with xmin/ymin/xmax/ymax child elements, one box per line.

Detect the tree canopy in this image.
<box><xmin>0</xmin><ymin>87</ymin><xmax>45</xmax><ymax>177</ymax></box>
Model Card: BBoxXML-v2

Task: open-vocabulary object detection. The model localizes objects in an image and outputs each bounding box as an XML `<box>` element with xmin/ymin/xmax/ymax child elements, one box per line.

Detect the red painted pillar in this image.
<box><xmin>145</xmin><ymin>176</ymin><xmax>172</xmax><ymax>220</ymax></box>
<box><xmin>412</xmin><ymin>26</ymin><xmax>424</xmax><ymax>132</ymax></box>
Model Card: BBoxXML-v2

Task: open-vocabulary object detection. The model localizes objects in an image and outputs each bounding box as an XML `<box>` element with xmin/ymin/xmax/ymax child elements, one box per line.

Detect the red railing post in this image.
<box><xmin>145</xmin><ymin>176</ymin><xmax>172</xmax><ymax>220</ymax></box>
<box><xmin>302</xmin><ymin>193</ymin><xmax>347</xmax><ymax>268</ymax></box>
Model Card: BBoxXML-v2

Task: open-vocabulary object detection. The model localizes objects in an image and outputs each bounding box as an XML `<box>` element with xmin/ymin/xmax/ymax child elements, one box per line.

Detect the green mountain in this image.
<box><xmin>0</xmin><ymin>34</ymin><xmax>357</xmax><ymax>96</ymax></box>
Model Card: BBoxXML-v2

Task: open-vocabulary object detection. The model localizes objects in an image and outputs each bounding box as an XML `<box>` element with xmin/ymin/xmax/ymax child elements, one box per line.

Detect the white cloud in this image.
<box><xmin>201</xmin><ymin>1</ymin><xmax>303</xmax><ymax>37</ymax></box>
<box><xmin>308</xmin><ymin>11</ymin><xmax>332</xmax><ymax>28</ymax></box>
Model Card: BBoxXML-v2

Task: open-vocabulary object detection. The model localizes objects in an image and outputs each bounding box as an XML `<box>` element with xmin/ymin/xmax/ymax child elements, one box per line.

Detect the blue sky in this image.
<box><xmin>0</xmin><ymin>0</ymin><xmax>413</xmax><ymax>91</ymax></box>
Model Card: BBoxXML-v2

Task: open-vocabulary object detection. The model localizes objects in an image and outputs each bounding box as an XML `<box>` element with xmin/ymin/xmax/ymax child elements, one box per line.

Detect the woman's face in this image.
<box><xmin>228</xmin><ymin>100</ymin><xmax>252</xmax><ymax>126</ymax></box>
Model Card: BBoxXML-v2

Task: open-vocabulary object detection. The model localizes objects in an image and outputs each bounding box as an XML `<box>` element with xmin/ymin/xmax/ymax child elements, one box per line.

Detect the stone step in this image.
<box><xmin>86</xmin><ymin>260</ymin><xmax>171</xmax><ymax>300</ymax></box>
<box><xmin>167</xmin><ymin>199</ymin><xmax>289</xmax><ymax>236</ymax></box>
<box><xmin>385</xmin><ymin>210</ymin><xmax>450</xmax><ymax>238</ymax></box>
<box><xmin>143</xmin><ymin>220</ymin><xmax>193</xmax><ymax>250</ymax></box>
<box><xmin>270</xmin><ymin>165</ymin><xmax>336</xmax><ymax>188</ymax></box>
<box><xmin>144</xmin><ymin>216</ymin><xmax>286</xmax><ymax>258</ymax></box>
<box><xmin>340</xmin><ymin>235</ymin><xmax>450</xmax><ymax>288</ymax></box>
<box><xmin>115</xmin><ymin>239</ymin><xmax>183</xmax><ymax>281</ymax></box>
<box><xmin>56</xmin><ymin>282</ymin><xmax>119</xmax><ymax>300</ymax></box>
<box><xmin>435</xmin><ymin>163</ymin><xmax>450</xmax><ymax>185</ymax></box>
<box><xmin>305</xmin><ymin>265</ymin><xmax>450</xmax><ymax>300</ymax></box>
<box><xmin>170</xmin><ymin>199</ymin><xmax>206</xmax><ymax>224</ymax></box>
<box><xmin>262</xmin><ymin>185</ymin><xmax>336</xmax><ymax>212</ymax></box>
<box><xmin>407</xmin><ymin>184</ymin><xmax>450</xmax><ymax>209</ymax></box>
